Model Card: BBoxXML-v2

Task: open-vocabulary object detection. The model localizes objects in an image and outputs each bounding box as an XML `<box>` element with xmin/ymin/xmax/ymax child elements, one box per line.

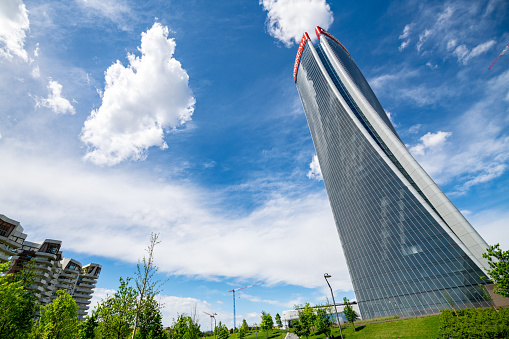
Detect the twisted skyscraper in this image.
<box><xmin>294</xmin><ymin>27</ymin><xmax>492</xmax><ymax>318</ymax></box>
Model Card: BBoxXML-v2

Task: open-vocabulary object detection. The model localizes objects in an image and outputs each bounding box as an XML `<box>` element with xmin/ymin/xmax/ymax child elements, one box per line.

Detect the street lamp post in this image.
<box><xmin>324</xmin><ymin>274</ymin><xmax>344</xmax><ymax>339</ymax></box>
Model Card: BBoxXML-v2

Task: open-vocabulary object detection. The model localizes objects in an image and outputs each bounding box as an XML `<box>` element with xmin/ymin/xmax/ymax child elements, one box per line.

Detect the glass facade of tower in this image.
<box><xmin>295</xmin><ymin>28</ymin><xmax>491</xmax><ymax>319</ymax></box>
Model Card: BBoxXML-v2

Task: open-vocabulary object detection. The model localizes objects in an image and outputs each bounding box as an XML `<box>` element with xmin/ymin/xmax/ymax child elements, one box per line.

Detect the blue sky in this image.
<box><xmin>0</xmin><ymin>0</ymin><xmax>508</xmax><ymax>330</ymax></box>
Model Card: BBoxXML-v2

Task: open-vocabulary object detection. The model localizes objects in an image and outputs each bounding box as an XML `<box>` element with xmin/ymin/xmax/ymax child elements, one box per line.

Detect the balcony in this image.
<box><xmin>36</xmin><ymin>251</ymin><xmax>57</xmax><ymax>260</ymax></box>
<box><xmin>59</xmin><ymin>271</ymin><xmax>78</xmax><ymax>279</ymax></box>
<box><xmin>72</xmin><ymin>292</ymin><xmax>92</xmax><ymax>299</ymax></box>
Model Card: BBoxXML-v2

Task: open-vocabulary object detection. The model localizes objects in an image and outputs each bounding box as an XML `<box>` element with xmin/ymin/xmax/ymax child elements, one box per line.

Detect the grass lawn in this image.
<box><xmin>311</xmin><ymin>316</ymin><xmax>440</xmax><ymax>339</ymax></box>
<box><xmin>204</xmin><ymin>316</ymin><xmax>440</xmax><ymax>339</ymax></box>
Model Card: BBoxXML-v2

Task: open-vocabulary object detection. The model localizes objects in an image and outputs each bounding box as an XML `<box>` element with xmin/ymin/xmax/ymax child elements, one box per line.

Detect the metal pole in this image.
<box><xmin>324</xmin><ymin>274</ymin><xmax>344</xmax><ymax>339</ymax></box>
<box><xmin>214</xmin><ymin>315</ymin><xmax>217</xmax><ymax>339</ymax></box>
<box><xmin>233</xmin><ymin>289</ymin><xmax>236</xmax><ymax>330</ymax></box>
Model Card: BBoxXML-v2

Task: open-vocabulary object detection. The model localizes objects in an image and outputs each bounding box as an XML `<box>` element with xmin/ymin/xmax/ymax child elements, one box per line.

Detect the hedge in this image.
<box><xmin>439</xmin><ymin>308</ymin><xmax>509</xmax><ymax>338</ymax></box>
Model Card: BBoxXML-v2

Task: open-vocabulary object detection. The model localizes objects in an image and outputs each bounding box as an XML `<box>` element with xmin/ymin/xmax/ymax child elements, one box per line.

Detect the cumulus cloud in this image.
<box><xmin>409</xmin><ymin>131</ymin><xmax>452</xmax><ymax>156</ymax></box>
<box><xmin>0</xmin><ymin>0</ymin><xmax>30</xmax><ymax>61</ymax></box>
<box><xmin>35</xmin><ymin>79</ymin><xmax>75</xmax><ymax>114</ymax></box>
<box><xmin>260</xmin><ymin>0</ymin><xmax>334</xmax><ymax>47</ymax></box>
<box><xmin>307</xmin><ymin>154</ymin><xmax>323</xmax><ymax>180</ymax></box>
<box><xmin>81</xmin><ymin>23</ymin><xmax>195</xmax><ymax>166</ymax></box>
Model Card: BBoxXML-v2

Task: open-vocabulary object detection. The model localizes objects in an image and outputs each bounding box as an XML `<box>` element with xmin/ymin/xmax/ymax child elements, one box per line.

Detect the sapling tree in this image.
<box><xmin>482</xmin><ymin>243</ymin><xmax>509</xmax><ymax>298</ymax></box>
<box><xmin>131</xmin><ymin>233</ymin><xmax>165</xmax><ymax>339</ymax></box>
<box><xmin>342</xmin><ymin>298</ymin><xmax>359</xmax><ymax>332</ymax></box>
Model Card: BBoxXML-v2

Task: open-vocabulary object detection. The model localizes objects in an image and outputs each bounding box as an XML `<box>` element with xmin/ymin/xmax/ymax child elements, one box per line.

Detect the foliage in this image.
<box><xmin>136</xmin><ymin>297</ymin><xmax>165</xmax><ymax>339</ymax></box>
<box><xmin>291</xmin><ymin>303</ymin><xmax>315</xmax><ymax>339</ymax></box>
<box><xmin>439</xmin><ymin>308</ymin><xmax>509</xmax><ymax>339</ymax></box>
<box><xmin>482</xmin><ymin>243</ymin><xmax>509</xmax><ymax>298</ymax></box>
<box><xmin>314</xmin><ymin>307</ymin><xmax>332</xmax><ymax>337</ymax></box>
<box><xmin>342</xmin><ymin>298</ymin><xmax>359</xmax><ymax>332</ymax></box>
<box><xmin>32</xmin><ymin>289</ymin><xmax>79</xmax><ymax>339</ymax></box>
<box><xmin>78</xmin><ymin>311</ymin><xmax>98</xmax><ymax>339</ymax></box>
<box><xmin>241</xmin><ymin>319</ymin><xmax>249</xmax><ymax>333</ymax></box>
<box><xmin>0</xmin><ymin>261</ymin><xmax>39</xmax><ymax>339</ymax></box>
<box><xmin>96</xmin><ymin>277</ymin><xmax>138</xmax><ymax>339</ymax></box>
<box><xmin>239</xmin><ymin>319</ymin><xmax>249</xmax><ymax>339</ymax></box>
<box><xmin>171</xmin><ymin>313</ymin><xmax>201</xmax><ymax>339</ymax></box>
<box><xmin>132</xmin><ymin>233</ymin><xmax>165</xmax><ymax>339</ymax></box>
<box><xmin>274</xmin><ymin>314</ymin><xmax>282</xmax><ymax>329</ymax></box>
<box><xmin>214</xmin><ymin>321</ymin><xmax>229</xmax><ymax>339</ymax></box>
<box><xmin>260</xmin><ymin>311</ymin><xmax>274</xmax><ymax>338</ymax></box>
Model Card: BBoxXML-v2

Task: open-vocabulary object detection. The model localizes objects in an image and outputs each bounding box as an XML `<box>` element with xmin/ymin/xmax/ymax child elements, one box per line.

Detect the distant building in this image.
<box><xmin>281</xmin><ymin>303</ymin><xmax>361</xmax><ymax>328</ymax></box>
<box><xmin>293</xmin><ymin>27</ymin><xmax>492</xmax><ymax>318</ymax></box>
<box><xmin>1</xmin><ymin>214</ymin><xmax>101</xmax><ymax>320</ymax></box>
<box><xmin>0</xmin><ymin>214</ymin><xmax>27</xmax><ymax>263</ymax></box>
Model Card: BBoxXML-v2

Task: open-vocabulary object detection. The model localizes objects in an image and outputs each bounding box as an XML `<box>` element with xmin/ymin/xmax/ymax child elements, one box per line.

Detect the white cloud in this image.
<box><xmin>76</xmin><ymin>0</ymin><xmax>132</xmax><ymax>30</ymax></box>
<box><xmin>410</xmin><ymin>70</ymin><xmax>509</xmax><ymax>191</ymax></box>
<box><xmin>398</xmin><ymin>23</ymin><xmax>413</xmax><ymax>51</ymax></box>
<box><xmin>409</xmin><ymin>131</ymin><xmax>452</xmax><ymax>156</ymax></box>
<box><xmin>425</xmin><ymin>61</ymin><xmax>438</xmax><ymax>70</ymax></box>
<box><xmin>0</xmin><ymin>146</ymin><xmax>350</xmax><ymax>293</ymax></box>
<box><xmin>0</xmin><ymin>0</ymin><xmax>29</xmax><ymax>62</ymax></box>
<box><xmin>399</xmin><ymin>23</ymin><xmax>413</xmax><ymax>40</ymax></box>
<box><xmin>260</xmin><ymin>0</ymin><xmax>334</xmax><ymax>47</ymax></box>
<box><xmin>399</xmin><ymin>40</ymin><xmax>410</xmax><ymax>52</ymax></box>
<box><xmin>35</xmin><ymin>79</ymin><xmax>75</xmax><ymax>114</ymax></box>
<box><xmin>81</xmin><ymin>23</ymin><xmax>195</xmax><ymax>166</ymax></box>
<box><xmin>31</xmin><ymin>65</ymin><xmax>40</xmax><ymax>78</ymax></box>
<box><xmin>416</xmin><ymin>29</ymin><xmax>432</xmax><ymax>52</ymax></box>
<box><xmin>307</xmin><ymin>154</ymin><xmax>323</xmax><ymax>181</ymax></box>
<box><xmin>446</xmin><ymin>39</ymin><xmax>457</xmax><ymax>51</ymax></box>
<box><xmin>453</xmin><ymin>40</ymin><xmax>495</xmax><ymax>64</ymax></box>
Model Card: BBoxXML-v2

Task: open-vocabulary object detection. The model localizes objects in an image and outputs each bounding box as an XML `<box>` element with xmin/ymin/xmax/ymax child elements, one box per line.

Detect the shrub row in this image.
<box><xmin>439</xmin><ymin>308</ymin><xmax>509</xmax><ymax>339</ymax></box>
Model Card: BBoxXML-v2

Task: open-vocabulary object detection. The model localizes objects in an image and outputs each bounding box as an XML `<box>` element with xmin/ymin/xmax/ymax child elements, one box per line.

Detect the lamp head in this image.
<box><xmin>324</xmin><ymin>273</ymin><xmax>331</xmax><ymax>279</ymax></box>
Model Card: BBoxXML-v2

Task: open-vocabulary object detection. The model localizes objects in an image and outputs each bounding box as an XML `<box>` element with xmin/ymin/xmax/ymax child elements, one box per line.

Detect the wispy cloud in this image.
<box><xmin>0</xmin><ymin>0</ymin><xmax>30</xmax><ymax>62</ymax></box>
<box><xmin>409</xmin><ymin>70</ymin><xmax>509</xmax><ymax>192</ymax></box>
<box><xmin>0</xmin><ymin>145</ymin><xmax>350</xmax><ymax>292</ymax></box>
<box><xmin>396</xmin><ymin>1</ymin><xmax>503</xmax><ymax>64</ymax></box>
<box><xmin>76</xmin><ymin>0</ymin><xmax>133</xmax><ymax>30</ymax></box>
<box><xmin>81</xmin><ymin>23</ymin><xmax>195</xmax><ymax>166</ymax></box>
<box><xmin>259</xmin><ymin>0</ymin><xmax>334</xmax><ymax>47</ymax></box>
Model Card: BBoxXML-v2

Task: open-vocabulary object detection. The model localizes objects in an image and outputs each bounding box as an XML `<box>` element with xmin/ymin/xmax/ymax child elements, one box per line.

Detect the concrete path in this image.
<box><xmin>285</xmin><ymin>332</ymin><xmax>300</xmax><ymax>339</ymax></box>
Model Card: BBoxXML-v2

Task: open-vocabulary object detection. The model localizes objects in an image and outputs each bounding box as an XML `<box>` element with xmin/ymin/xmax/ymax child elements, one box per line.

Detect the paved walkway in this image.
<box><xmin>285</xmin><ymin>332</ymin><xmax>300</xmax><ymax>339</ymax></box>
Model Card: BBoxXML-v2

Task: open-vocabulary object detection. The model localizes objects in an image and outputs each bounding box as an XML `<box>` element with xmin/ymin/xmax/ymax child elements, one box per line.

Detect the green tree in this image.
<box><xmin>78</xmin><ymin>310</ymin><xmax>98</xmax><ymax>339</ymax></box>
<box><xmin>171</xmin><ymin>313</ymin><xmax>201</xmax><ymax>339</ymax></box>
<box><xmin>274</xmin><ymin>313</ymin><xmax>282</xmax><ymax>329</ymax></box>
<box><xmin>291</xmin><ymin>303</ymin><xmax>315</xmax><ymax>339</ymax></box>
<box><xmin>214</xmin><ymin>321</ymin><xmax>229</xmax><ymax>339</ymax></box>
<box><xmin>482</xmin><ymin>243</ymin><xmax>509</xmax><ymax>298</ymax></box>
<box><xmin>32</xmin><ymin>289</ymin><xmax>79</xmax><ymax>339</ymax></box>
<box><xmin>314</xmin><ymin>307</ymin><xmax>332</xmax><ymax>337</ymax></box>
<box><xmin>260</xmin><ymin>311</ymin><xmax>274</xmax><ymax>339</ymax></box>
<box><xmin>132</xmin><ymin>233</ymin><xmax>165</xmax><ymax>339</ymax></box>
<box><xmin>136</xmin><ymin>296</ymin><xmax>165</xmax><ymax>339</ymax></box>
<box><xmin>0</xmin><ymin>261</ymin><xmax>39</xmax><ymax>339</ymax></box>
<box><xmin>342</xmin><ymin>298</ymin><xmax>359</xmax><ymax>332</ymax></box>
<box><xmin>96</xmin><ymin>277</ymin><xmax>138</xmax><ymax>339</ymax></box>
<box><xmin>240</xmin><ymin>319</ymin><xmax>249</xmax><ymax>333</ymax></box>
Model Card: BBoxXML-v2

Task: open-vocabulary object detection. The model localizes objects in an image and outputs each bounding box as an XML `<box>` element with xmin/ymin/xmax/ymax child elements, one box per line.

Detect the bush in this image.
<box><xmin>439</xmin><ymin>307</ymin><xmax>509</xmax><ymax>338</ymax></box>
